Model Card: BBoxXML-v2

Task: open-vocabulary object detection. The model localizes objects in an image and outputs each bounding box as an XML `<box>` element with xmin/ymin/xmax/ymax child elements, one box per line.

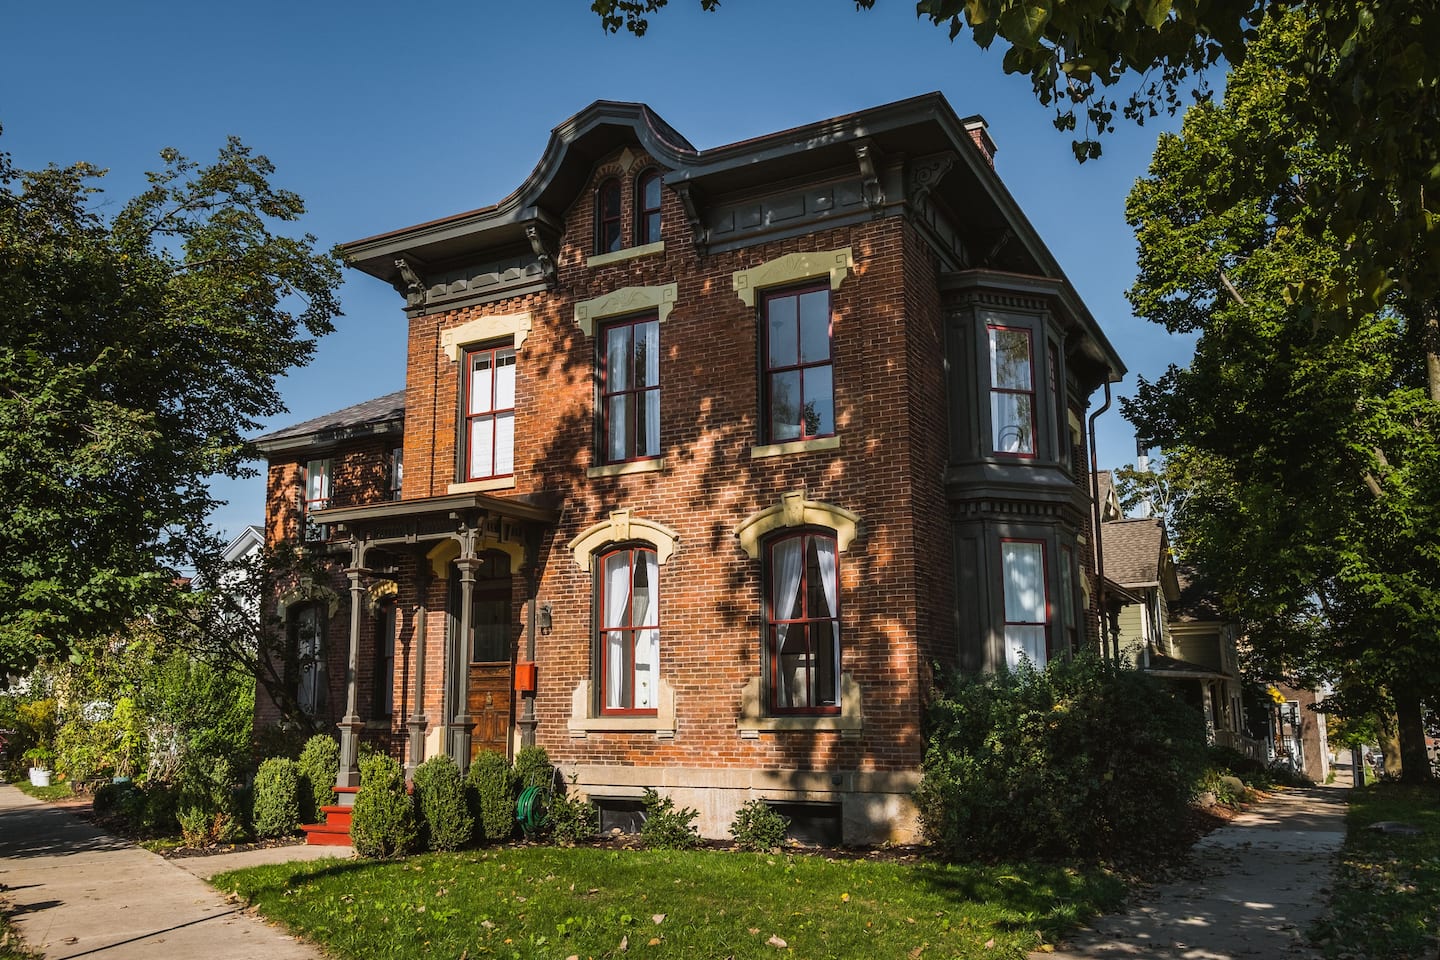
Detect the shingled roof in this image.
<box><xmin>1101</xmin><ymin>517</ymin><xmax>1166</xmax><ymax>587</ymax></box>
<box><xmin>252</xmin><ymin>391</ymin><xmax>406</xmax><ymax>455</ymax></box>
<box><xmin>1171</xmin><ymin>564</ymin><xmax>1228</xmax><ymax>623</ymax></box>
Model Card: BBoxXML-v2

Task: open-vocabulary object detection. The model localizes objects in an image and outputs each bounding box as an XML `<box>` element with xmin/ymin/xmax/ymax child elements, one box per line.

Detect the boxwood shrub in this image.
<box><xmin>467</xmin><ymin>750</ymin><xmax>517</xmax><ymax>843</ymax></box>
<box><xmin>349</xmin><ymin>752</ymin><xmax>418</xmax><ymax>859</ymax></box>
<box><xmin>412</xmin><ymin>754</ymin><xmax>473</xmax><ymax>851</ymax></box>
<box><xmin>252</xmin><ymin>757</ymin><xmax>302</xmax><ymax>838</ymax></box>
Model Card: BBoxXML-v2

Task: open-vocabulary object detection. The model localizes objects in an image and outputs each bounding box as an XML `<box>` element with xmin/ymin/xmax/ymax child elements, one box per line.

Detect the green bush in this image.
<box><xmin>176</xmin><ymin>756</ymin><xmax>245</xmax><ymax>843</ymax></box>
<box><xmin>640</xmin><ymin>788</ymin><xmax>701</xmax><ymax>850</ymax></box>
<box><xmin>349</xmin><ymin>753</ymin><xmax>418</xmax><ymax>859</ymax></box>
<box><xmin>413</xmin><ymin>755</ymin><xmax>473</xmax><ymax>852</ymax></box>
<box><xmin>513</xmin><ymin>745</ymin><xmax>555</xmax><ymax>792</ymax></box>
<box><xmin>729</xmin><ymin>799</ymin><xmax>790</xmax><ymax>851</ymax></box>
<box><xmin>298</xmin><ymin>734</ymin><xmax>340</xmax><ymax>824</ymax></box>
<box><xmin>546</xmin><ymin>788</ymin><xmax>598</xmax><ymax>844</ymax></box>
<box><xmin>252</xmin><ymin>758</ymin><xmax>302</xmax><ymax>838</ymax></box>
<box><xmin>467</xmin><ymin>750</ymin><xmax>517</xmax><ymax>843</ymax></box>
<box><xmin>914</xmin><ymin>656</ymin><xmax>1208</xmax><ymax>864</ymax></box>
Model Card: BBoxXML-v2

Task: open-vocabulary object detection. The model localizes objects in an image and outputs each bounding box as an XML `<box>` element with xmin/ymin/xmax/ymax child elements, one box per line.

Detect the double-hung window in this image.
<box><xmin>600</xmin><ymin>315</ymin><xmax>661</xmax><ymax>463</ymax></box>
<box><xmin>386</xmin><ymin>446</ymin><xmax>403</xmax><ymax>501</ymax></box>
<box><xmin>1001</xmin><ymin>539</ymin><xmax>1049</xmax><ymax>667</ymax></box>
<box><xmin>463</xmin><ymin>344</ymin><xmax>516</xmax><ymax>481</ymax></box>
<box><xmin>766</xmin><ymin>531</ymin><xmax>840</xmax><ymax>713</ymax></box>
<box><xmin>636</xmin><ymin>170</ymin><xmax>662</xmax><ymax>245</ymax></box>
<box><xmin>762</xmin><ymin>285</ymin><xmax>834</xmax><ymax>443</ymax></box>
<box><xmin>302</xmin><ymin>458</ymin><xmax>332</xmax><ymax>542</ymax></box>
<box><xmin>596</xmin><ymin>178</ymin><xmax>622</xmax><ymax>254</ymax></box>
<box><xmin>599</xmin><ymin>546</ymin><xmax>659</xmax><ymax>714</ymax></box>
<box><xmin>372</xmin><ymin>602</ymin><xmax>395</xmax><ymax>718</ymax></box>
<box><xmin>989</xmin><ymin>325</ymin><xmax>1036</xmax><ymax>456</ymax></box>
<box><xmin>292</xmin><ymin>603</ymin><xmax>327</xmax><ymax>716</ymax></box>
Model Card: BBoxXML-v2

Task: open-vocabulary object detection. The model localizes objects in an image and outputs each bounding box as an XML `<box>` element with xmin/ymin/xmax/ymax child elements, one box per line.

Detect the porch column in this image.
<box><xmin>405</xmin><ymin>559</ymin><xmax>432</xmax><ymax>780</ymax></box>
<box><xmin>449</xmin><ymin>555</ymin><xmax>481</xmax><ymax>774</ymax></box>
<box><xmin>336</xmin><ymin>539</ymin><xmax>370</xmax><ymax>789</ymax></box>
<box><xmin>518</xmin><ymin>557</ymin><xmax>539</xmax><ymax>747</ymax></box>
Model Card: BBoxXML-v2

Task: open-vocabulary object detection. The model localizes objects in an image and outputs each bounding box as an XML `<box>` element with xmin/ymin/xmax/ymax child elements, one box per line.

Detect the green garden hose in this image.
<box><xmin>516</xmin><ymin>785</ymin><xmax>548</xmax><ymax>836</ymax></box>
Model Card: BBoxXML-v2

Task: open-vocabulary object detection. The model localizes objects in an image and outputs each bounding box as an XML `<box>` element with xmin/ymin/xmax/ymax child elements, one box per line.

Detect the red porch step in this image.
<box><xmin>301</xmin><ymin>786</ymin><xmax>359</xmax><ymax>846</ymax></box>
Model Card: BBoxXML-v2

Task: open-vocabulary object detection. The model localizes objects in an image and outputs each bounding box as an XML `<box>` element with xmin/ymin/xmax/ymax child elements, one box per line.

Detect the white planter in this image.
<box><xmin>29</xmin><ymin>767</ymin><xmax>51</xmax><ymax>787</ymax></box>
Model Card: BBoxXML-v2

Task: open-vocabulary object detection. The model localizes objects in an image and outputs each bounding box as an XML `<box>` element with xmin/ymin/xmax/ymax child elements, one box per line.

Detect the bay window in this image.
<box><xmin>766</xmin><ymin>531</ymin><xmax>840</xmax><ymax>713</ymax></box>
<box><xmin>1001</xmin><ymin>539</ymin><xmax>1049</xmax><ymax>668</ymax></box>
<box><xmin>989</xmin><ymin>325</ymin><xmax>1036</xmax><ymax>457</ymax></box>
<box><xmin>599</xmin><ymin>546</ymin><xmax>659</xmax><ymax>714</ymax></box>
<box><xmin>600</xmin><ymin>315</ymin><xmax>661</xmax><ymax>463</ymax></box>
<box><xmin>762</xmin><ymin>285</ymin><xmax>834</xmax><ymax>443</ymax></box>
<box><xmin>462</xmin><ymin>343</ymin><xmax>516</xmax><ymax>481</ymax></box>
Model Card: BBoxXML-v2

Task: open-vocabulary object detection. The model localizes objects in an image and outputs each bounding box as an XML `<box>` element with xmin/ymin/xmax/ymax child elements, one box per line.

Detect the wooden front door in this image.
<box><xmin>467</xmin><ymin>585</ymin><xmax>513</xmax><ymax>760</ymax></box>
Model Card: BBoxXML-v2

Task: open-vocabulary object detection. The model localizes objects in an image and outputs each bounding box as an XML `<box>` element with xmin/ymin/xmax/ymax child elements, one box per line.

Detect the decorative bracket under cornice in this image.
<box><xmin>393</xmin><ymin>256</ymin><xmax>428</xmax><ymax>307</ymax></box>
<box><xmin>854</xmin><ymin>139</ymin><xmax>885</xmax><ymax>216</ymax></box>
<box><xmin>525</xmin><ymin>225</ymin><xmax>558</xmax><ymax>290</ymax></box>
<box><xmin>981</xmin><ymin>227</ymin><xmax>1015</xmax><ymax>268</ymax></box>
<box><xmin>672</xmin><ymin>181</ymin><xmax>709</xmax><ymax>257</ymax></box>
<box><xmin>907</xmin><ymin>152</ymin><xmax>956</xmax><ymax>205</ymax></box>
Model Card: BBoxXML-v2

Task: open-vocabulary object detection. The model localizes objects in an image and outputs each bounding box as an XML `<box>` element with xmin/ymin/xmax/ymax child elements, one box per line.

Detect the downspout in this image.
<box><xmin>1087</xmin><ymin>380</ymin><xmax>1113</xmax><ymax>665</ymax></box>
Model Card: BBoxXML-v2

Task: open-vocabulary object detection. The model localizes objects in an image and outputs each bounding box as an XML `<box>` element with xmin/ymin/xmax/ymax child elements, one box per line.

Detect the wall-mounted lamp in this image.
<box><xmin>538</xmin><ymin>602</ymin><xmax>553</xmax><ymax>636</ymax></box>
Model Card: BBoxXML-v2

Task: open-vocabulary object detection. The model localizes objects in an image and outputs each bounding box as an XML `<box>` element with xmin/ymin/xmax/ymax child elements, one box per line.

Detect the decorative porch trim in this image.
<box><xmin>425</xmin><ymin>535</ymin><xmax>526</xmax><ymax>578</ymax></box>
<box><xmin>731</xmin><ymin>247</ymin><xmax>854</xmax><ymax>308</ymax></box>
<box><xmin>277</xmin><ymin>581</ymin><xmax>340</xmax><ymax>618</ymax></box>
<box><xmin>567</xmin><ymin>509</ymin><xmax>681</xmax><ymax>571</ymax></box>
<box><xmin>440</xmin><ymin>310</ymin><xmax>532</xmax><ymax>361</ymax></box>
<box><xmin>574</xmin><ymin>283</ymin><xmax>678</xmax><ymax>337</ymax></box>
<box><xmin>734</xmin><ymin>491</ymin><xmax>861</xmax><ymax>559</ymax></box>
<box><xmin>366</xmin><ymin>579</ymin><xmax>399</xmax><ymax>615</ymax></box>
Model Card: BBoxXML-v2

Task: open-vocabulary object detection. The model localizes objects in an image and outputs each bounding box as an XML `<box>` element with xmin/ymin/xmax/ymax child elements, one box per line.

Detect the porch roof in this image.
<box><xmin>1145</xmin><ymin>652</ymin><xmax>1231</xmax><ymax>681</ymax></box>
<box><xmin>314</xmin><ymin>490</ymin><xmax>558</xmax><ymax>531</ymax></box>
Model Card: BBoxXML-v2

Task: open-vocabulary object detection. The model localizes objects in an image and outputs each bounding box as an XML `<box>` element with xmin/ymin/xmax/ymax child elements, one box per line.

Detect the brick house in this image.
<box><xmin>253</xmin><ymin>94</ymin><xmax>1124</xmax><ymax>843</ymax></box>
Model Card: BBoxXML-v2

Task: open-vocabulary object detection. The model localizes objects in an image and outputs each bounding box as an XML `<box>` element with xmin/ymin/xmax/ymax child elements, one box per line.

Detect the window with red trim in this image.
<box><xmin>766</xmin><ymin>531</ymin><xmax>840</xmax><ymax>713</ymax></box>
<box><xmin>1059</xmin><ymin>544</ymin><xmax>1079</xmax><ymax>655</ymax></box>
<box><xmin>762</xmin><ymin>285</ymin><xmax>834</xmax><ymax>444</ymax></box>
<box><xmin>636</xmin><ymin>170</ymin><xmax>662</xmax><ymax>245</ymax></box>
<box><xmin>598</xmin><ymin>546</ymin><xmax>659</xmax><ymax>714</ymax></box>
<box><xmin>596</xmin><ymin>178</ymin><xmax>622</xmax><ymax>254</ymax></box>
<box><xmin>600</xmin><ymin>314</ymin><xmax>661</xmax><ymax>464</ymax></box>
<box><xmin>989</xmin><ymin>325</ymin><xmax>1036</xmax><ymax>457</ymax></box>
<box><xmin>1001</xmin><ymin>539</ymin><xmax>1049</xmax><ymax>668</ymax></box>
<box><xmin>462</xmin><ymin>344</ymin><xmax>516</xmax><ymax>481</ymax></box>
<box><xmin>301</xmin><ymin>458</ymin><xmax>331</xmax><ymax>542</ymax></box>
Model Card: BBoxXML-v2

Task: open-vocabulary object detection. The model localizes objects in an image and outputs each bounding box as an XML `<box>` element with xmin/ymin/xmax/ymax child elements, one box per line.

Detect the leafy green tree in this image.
<box><xmin>595</xmin><ymin>2</ymin><xmax>1440</xmax><ymax>322</ymax></box>
<box><xmin>1121</xmin><ymin>15</ymin><xmax>1439</xmax><ymax>782</ymax></box>
<box><xmin>0</xmin><ymin>135</ymin><xmax>339</xmax><ymax>675</ymax></box>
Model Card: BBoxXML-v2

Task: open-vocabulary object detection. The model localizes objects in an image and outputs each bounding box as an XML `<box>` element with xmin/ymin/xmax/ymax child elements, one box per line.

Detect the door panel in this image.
<box><xmin>468</xmin><ymin>662</ymin><xmax>512</xmax><ymax>759</ymax></box>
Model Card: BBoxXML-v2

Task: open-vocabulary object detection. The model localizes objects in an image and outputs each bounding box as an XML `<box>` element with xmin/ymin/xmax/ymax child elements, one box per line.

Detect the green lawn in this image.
<box><xmin>9</xmin><ymin>780</ymin><xmax>74</xmax><ymax>803</ymax></box>
<box><xmin>214</xmin><ymin>846</ymin><xmax>1126</xmax><ymax>960</ymax></box>
<box><xmin>1313</xmin><ymin>783</ymin><xmax>1440</xmax><ymax>960</ymax></box>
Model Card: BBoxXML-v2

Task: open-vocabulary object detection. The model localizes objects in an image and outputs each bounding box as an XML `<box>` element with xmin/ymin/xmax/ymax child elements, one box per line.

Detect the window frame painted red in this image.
<box><xmin>1000</xmin><ymin>537</ymin><xmax>1051</xmax><ymax>666</ymax></box>
<box><xmin>636</xmin><ymin>169</ymin><xmax>662</xmax><ymax>245</ymax></box>
<box><xmin>461</xmin><ymin>342</ymin><xmax>516</xmax><ymax>482</ymax></box>
<box><xmin>988</xmin><ymin>323</ymin><xmax>1038</xmax><ymax>460</ymax></box>
<box><xmin>760</xmin><ymin>283</ymin><xmax>835</xmax><ymax>445</ymax></box>
<box><xmin>599</xmin><ymin>312</ymin><xmax>662</xmax><ymax>465</ymax></box>
<box><xmin>1059</xmin><ymin>543</ymin><xmax>1078</xmax><ymax>656</ymax></box>
<box><xmin>765</xmin><ymin>530</ymin><xmax>841</xmax><ymax>716</ymax></box>
<box><xmin>301</xmin><ymin>457</ymin><xmax>332</xmax><ymax>542</ymax></box>
<box><xmin>595</xmin><ymin>177</ymin><xmax>623</xmax><ymax>254</ymax></box>
<box><xmin>598</xmin><ymin>544</ymin><xmax>660</xmax><ymax>716</ymax></box>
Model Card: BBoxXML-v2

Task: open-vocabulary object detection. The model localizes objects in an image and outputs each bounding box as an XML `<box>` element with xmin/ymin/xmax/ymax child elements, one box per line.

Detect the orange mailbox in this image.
<box><xmin>514</xmin><ymin>661</ymin><xmax>537</xmax><ymax>693</ymax></box>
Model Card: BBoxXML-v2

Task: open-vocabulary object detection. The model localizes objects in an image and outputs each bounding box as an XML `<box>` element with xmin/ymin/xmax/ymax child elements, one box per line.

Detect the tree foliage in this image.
<box><xmin>1122</xmin><ymin>14</ymin><xmax>1440</xmax><ymax>781</ymax></box>
<box><xmin>594</xmin><ymin>1</ymin><xmax>1440</xmax><ymax>320</ymax></box>
<box><xmin>0</xmin><ymin>135</ymin><xmax>339</xmax><ymax>675</ymax></box>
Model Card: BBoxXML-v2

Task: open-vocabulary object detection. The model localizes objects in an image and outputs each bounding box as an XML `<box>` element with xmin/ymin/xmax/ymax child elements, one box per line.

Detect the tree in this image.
<box><xmin>593</xmin><ymin>1</ymin><xmax>1440</xmax><ymax>321</ymax></box>
<box><xmin>1121</xmin><ymin>15</ymin><xmax>1439</xmax><ymax>782</ymax></box>
<box><xmin>0</xmin><ymin>136</ymin><xmax>340</xmax><ymax>675</ymax></box>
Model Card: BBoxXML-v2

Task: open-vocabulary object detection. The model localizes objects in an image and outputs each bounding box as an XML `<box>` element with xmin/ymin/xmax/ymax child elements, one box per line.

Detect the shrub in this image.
<box><xmin>467</xmin><ymin>750</ymin><xmax>517</xmax><ymax>843</ymax></box>
<box><xmin>513</xmin><ymin>745</ymin><xmax>555</xmax><ymax>792</ymax></box>
<box><xmin>914</xmin><ymin>656</ymin><xmax>1208</xmax><ymax>864</ymax></box>
<box><xmin>640</xmin><ymin>789</ymin><xmax>701</xmax><ymax>850</ymax></box>
<box><xmin>140</xmin><ymin>781</ymin><xmax>180</xmax><ymax>834</ymax></box>
<box><xmin>349</xmin><ymin>753</ymin><xmax>418</xmax><ymax>859</ymax></box>
<box><xmin>729</xmin><ymin>800</ymin><xmax>790</xmax><ymax>851</ymax></box>
<box><xmin>413</xmin><ymin>755</ymin><xmax>473</xmax><ymax>852</ymax></box>
<box><xmin>176</xmin><ymin>756</ymin><xmax>245</xmax><ymax>843</ymax></box>
<box><xmin>547</xmin><ymin>788</ymin><xmax>599</xmax><ymax>844</ymax></box>
<box><xmin>252</xmin><ymin>758</ymin><xmax>302</xmax><ymax>838</ymax></box>
<box><xmin>298</xmin><ymin>734</ymin><xmax>340</xmax><ymax>824</ymax></box>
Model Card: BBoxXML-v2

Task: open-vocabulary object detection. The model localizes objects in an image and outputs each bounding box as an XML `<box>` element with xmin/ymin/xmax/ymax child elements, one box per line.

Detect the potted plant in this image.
<box><xmin>23</xmin><ymin>746</ymin><xmax>53</xmax><ymax>787</ymax></box>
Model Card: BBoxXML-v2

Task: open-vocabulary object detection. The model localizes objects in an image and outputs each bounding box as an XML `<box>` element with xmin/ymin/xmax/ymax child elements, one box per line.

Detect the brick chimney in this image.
<box><xmin>962</xmin><ymin>117</ymin><xmax>997</xmax><ymax>169</ymax></box>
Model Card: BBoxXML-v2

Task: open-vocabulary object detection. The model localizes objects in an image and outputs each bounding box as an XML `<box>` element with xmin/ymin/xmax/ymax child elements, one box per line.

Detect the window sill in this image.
<box><xmin>569</xmin><ymin>678</ymin><xmax>676</xmax><ymax>739</ymax></box>
<box><xmin>587</xmin><ymin>240</ymin><xmax>665</xmax><ymax>269</ymax></box>
<box><xmin>749</xmin><ymin>436</ymin><xmax>841</xmax><ymax>460</ymax></box>
<box><xmin>447</xmin><ymin>477</ymin><xmax>516</xmax><ymax>494</ymax></box>
<box><xmin>736</xmin><ymin>675</ymin><xmax>862</xmax><ymax>739</ymax></box>
<box><xmin>586</xmin><ymin>458</ymin><xmax>666</xmax><ymax>479</ymax></box>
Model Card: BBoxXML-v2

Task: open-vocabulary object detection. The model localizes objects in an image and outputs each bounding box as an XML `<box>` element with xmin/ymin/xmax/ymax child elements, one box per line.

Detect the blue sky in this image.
<box><xmin>4</xmin><ymin>0</ymin><xmax>1191</xmax><ymax>540</ymax></box>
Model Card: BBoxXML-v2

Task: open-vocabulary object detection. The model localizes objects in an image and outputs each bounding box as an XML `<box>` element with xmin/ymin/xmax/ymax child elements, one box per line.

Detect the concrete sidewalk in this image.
<box><xmin>0</xmin><ymin>782</ymin><xmax>349</xmax><ymax>959</ymax></box>
<box><xmin>1038</xmin><ymin>785</ymin><xmax>1349</xmax><ymax>959</ymax></box>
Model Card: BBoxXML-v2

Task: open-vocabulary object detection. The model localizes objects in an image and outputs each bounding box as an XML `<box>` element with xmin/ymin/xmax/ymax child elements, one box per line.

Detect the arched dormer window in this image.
<box><xmin>636</xmin><ymin>169</ymin><xmax>662</xmax><ymax>246</ymax></box>
<box><xmin>596</xmin><ymin>178</ymin><xmax>622</xmax><ymax>254</ymax></box>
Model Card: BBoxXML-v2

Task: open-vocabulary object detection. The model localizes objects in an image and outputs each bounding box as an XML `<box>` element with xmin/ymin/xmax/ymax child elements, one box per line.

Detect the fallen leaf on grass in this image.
<box><xmin>749</xmin><ymin>928</ymin><xmax>760</xmax><ymax>935</ymax></box>
<box><xmin>619</xmin><ymin>934</ymin><xmax>629</xmax><ymax>952</ymax></box>
<box><xmin>983</xmin><ymin>939</ymin><xmax>995</xmax><ymax>949</ymax></box>
<box><xmin>767</xmin><ymin>935</ymin><xmax>788</xmax><ymax>949</ymax></box>
<box><xmin>909</xmin><ymin>946</ymin><xmax>925</xmax><ymax>959</ymax></box>
<box><xmin>648</xmin><ymin>938</ymin><xmax>662</xmax><ymax>946</ymax></box>
<box><xmin>481</xmin><ymin>920</ymin><xmax>495</xmax><ymax>930</ymax></box>
<box><xmin>841</xmin><ymin>893</ymin><xmax>850</xmax><ymax>903</ymax></box>
<box><xmin>653</xmin><ymin>914</ymin><xmax>666</xmax><ymax>924</ymax></box>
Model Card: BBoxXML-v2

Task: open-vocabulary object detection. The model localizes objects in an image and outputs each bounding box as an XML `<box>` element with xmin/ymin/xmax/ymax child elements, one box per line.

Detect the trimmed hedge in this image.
<box><xmin>252</xmin><ymin>757</ymin><xmax>302</xmax><ymax>838</ymax></box>
<box><xmin>349</xmin><ymin>753</ymin><xmax>418</xmax><ymax>859</ymax></box>
<box><xmin>467</xmin><ymin>750</ymin><xmax>517</xmax><ymax>843</ymax></box>
<box><xmin>914</xmin><ymin>656</ymin><xmax>1208</xmax><ymax>863</ymax></box>
<box><xmin>298</xmin><ymin>734</ymin><xmax>339</xmax><ymax>824</ymax></box>
<box><xmin>413</xmin><ymin>755</ymin><xmax>474</xmax><ymax>851</ymax></box>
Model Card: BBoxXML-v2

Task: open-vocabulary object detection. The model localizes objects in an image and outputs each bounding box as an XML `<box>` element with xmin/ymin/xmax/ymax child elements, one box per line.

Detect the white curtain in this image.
<box><xmin>631</xmin><ymin>551</ymin><xmax>658</xmax><ymax>709</ymax></box>
<box><xmin>814</xmin><ymin>537</ymin><xmax>839</xmax><ymax>706</ymax></box>
<box><xmin>642</xmin><ymin>322</ymin><xmax>660</xmax><ymax>455</ymax></box>
<box><xmin>603</xmin><ymin>552</ymin><xmax>631</xmax><ymax>709</ymax></box>
<box><xmin>991</xmin><ymin>392</ymin><xmax>1032</xmax><ymax>453</ymax></box>
<box><xmin>1002</xmin><ymin>541</ymin><xmax>1047</xmax><ymax>668</ymax></box>
<box><xmin>607</xmin><ymin>327</ymin><xmax>630</xmax><ymax>461</ymax></box>
<box><xmin>770</xmin><ymin>538</ymin><xmax>804</xmax><ymax>706</ymax></box>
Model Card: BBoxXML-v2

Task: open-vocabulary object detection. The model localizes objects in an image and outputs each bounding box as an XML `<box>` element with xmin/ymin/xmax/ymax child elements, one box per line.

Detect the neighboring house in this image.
<box><xmin>252</xmin><ymin>95</ymin><xmax>1125</xmax><ymax>843</ymax></box>
<box><xmin>1257</xmin><ymin>681</ymin><xmax>1330</xmax><ymax>783</ymax></box>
